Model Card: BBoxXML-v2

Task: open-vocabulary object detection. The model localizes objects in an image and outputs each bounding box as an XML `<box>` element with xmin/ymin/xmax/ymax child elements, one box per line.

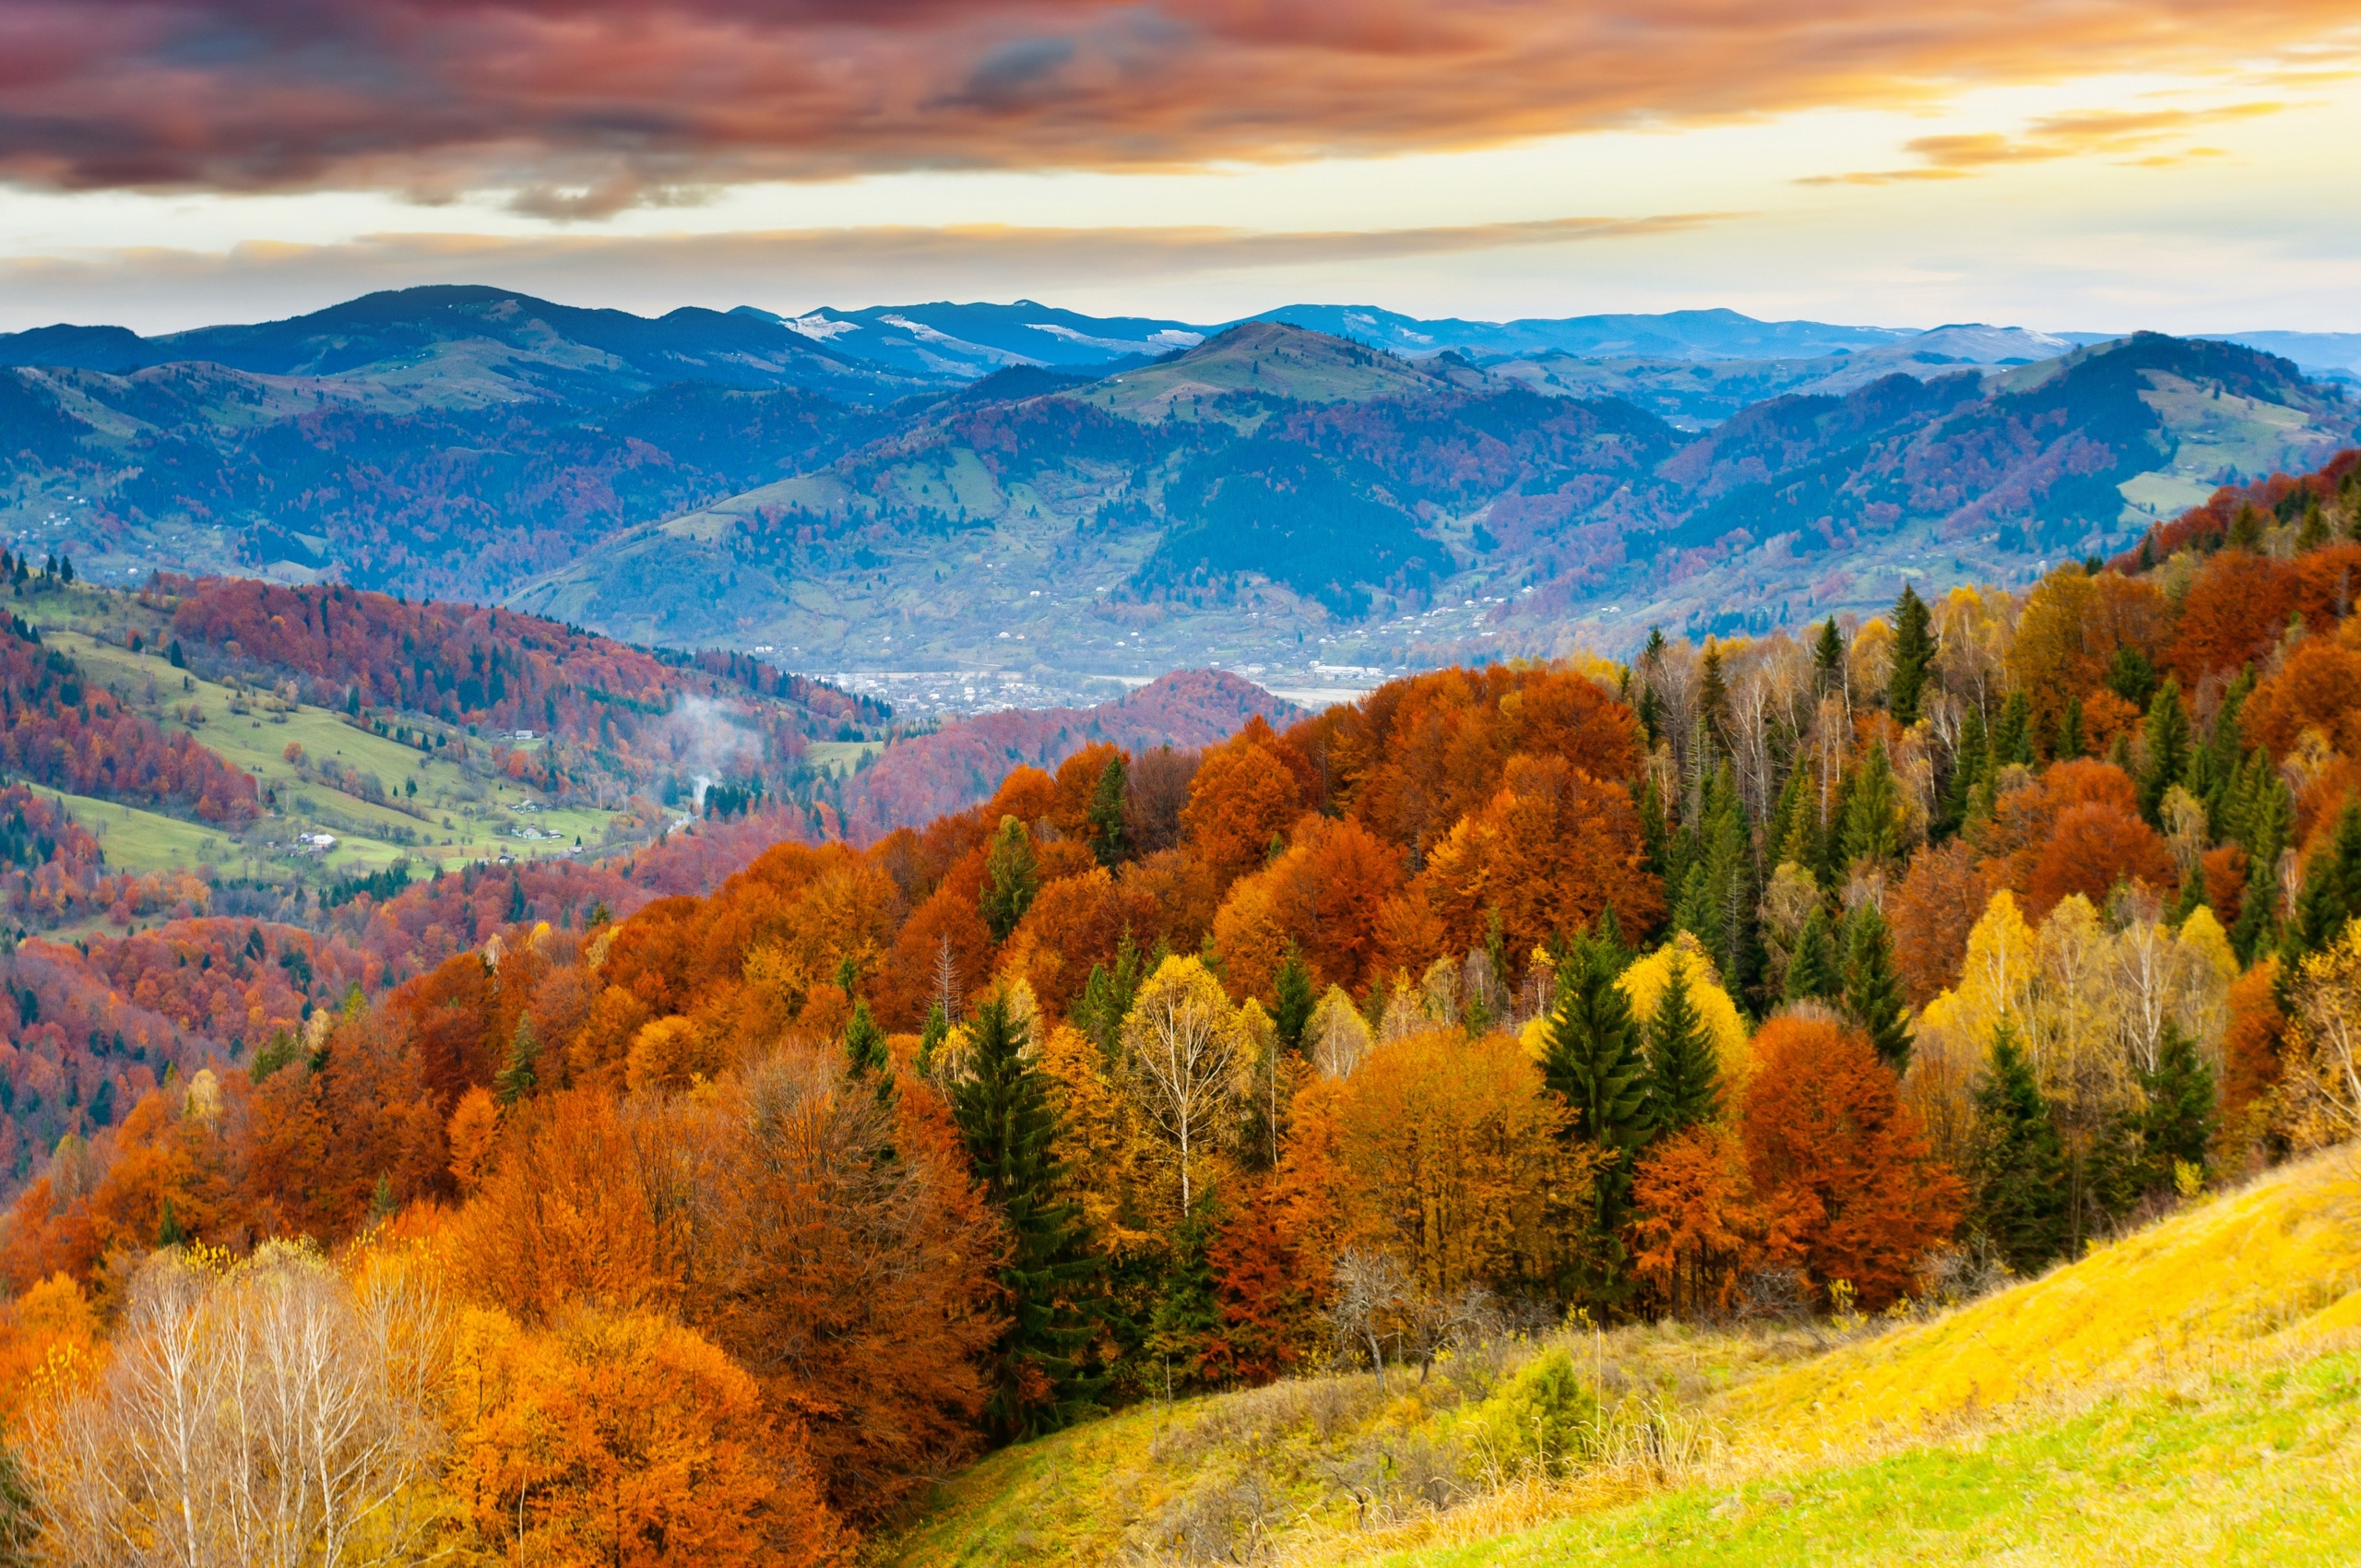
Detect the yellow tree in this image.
<box><xmin>1119</xmin><ymin>956</ymin><xmax>1248</xmax><ymax>1215</ymax></box>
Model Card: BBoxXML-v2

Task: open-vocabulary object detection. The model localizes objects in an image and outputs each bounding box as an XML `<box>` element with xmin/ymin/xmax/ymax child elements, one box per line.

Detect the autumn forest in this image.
<box><xmin>0</xmin><ymin>449</ymin><xmax>2357</xmax><ymax>1563</ymax></box>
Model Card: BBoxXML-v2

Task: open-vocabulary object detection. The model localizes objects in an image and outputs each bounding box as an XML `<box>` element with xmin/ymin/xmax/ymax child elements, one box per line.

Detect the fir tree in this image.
<box><xmin>1087</xmin><ymin>754</ymin><xmax>1129</xmax><ymax>868</ymax></box>
<box><xmin>979</xmin><ymin>814</ymin><xmax>1040</xmax><ymax>941</ymax></box>
<box><xmin>1273</xmin><ymin>947</ymin><xmax>1315</xmax><ymax>1053</ymax></box>
<box><xmin>2138</xmin><ymin>677</ymin><xmax>2192</xmax><ymax>825</ymax></box>
<box><xmin>950</xmin><ymin>993</ymin><xmax>1106</xmax><ymax>1438</ymax></box>
<box><xmin>158</xmin><ymin>1198</ymin><xmax>186</xmax><ymax>1248</ymax></box>
<box><xmin>505</xmin><ymin>871</ymin><xmax>526</xmax><ymax>923</ymax></box>
<box><xmin>1968</xmin><ymin>1025</ymin><xmax>2070</xmax><ymax>1274</ymax></box>
<box><xmin>1646</xmin><ymin>952</ymin><xmax>1720</xmax><ymax>1135</ymax></box>
<box><xmin>1540</xmin><ymin>935</ymin><xmax>1653</xmax><ymax>1301</ymax></box>
<box><xmin>494</xmin><ymin>1014</ymin><xmax>539</xmax><ymax>1105</ymax></box>
<box><xmin>1888</xmin><ymin>583</ymin><xmax>1935</xmax><ymax>725</ymax></box>
<box><xmin>1783</xmin><ymin>905</ymin><xmax>1839</xmax><ymax>1005</ymax></box>
<box><xmin>2229</xmin><ymin>757</ymin><xmax>2294</xmax><ymax>962</ymax></box>
<box><xmin>1841</xmin><ymin>903</ymin><xmax>1914</xmax><ymax>1072</ymax></box>
<box><xmin>1697</xmin><ymin>642</ymin><xmax>1730</xmax><ymax>754</ymax></box>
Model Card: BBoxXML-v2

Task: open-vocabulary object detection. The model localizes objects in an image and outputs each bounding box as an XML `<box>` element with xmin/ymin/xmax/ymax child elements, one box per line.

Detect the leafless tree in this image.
<box><xmin>23</xmin><ymin>1241</ymin><xmax>448</xmax><ymax>1568</ymax></box>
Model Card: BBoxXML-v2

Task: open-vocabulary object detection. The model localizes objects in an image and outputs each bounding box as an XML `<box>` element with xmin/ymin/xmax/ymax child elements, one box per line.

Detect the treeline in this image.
<box><xmin>0</xmin><ymin>453</ymin><xmax>2358</xmax><ymax>1562</ymax></box>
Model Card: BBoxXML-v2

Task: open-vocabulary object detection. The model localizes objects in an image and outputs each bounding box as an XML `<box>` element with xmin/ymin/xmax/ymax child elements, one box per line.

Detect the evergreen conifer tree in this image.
<box><xmin>1087</xmin><ymin>754</ymin><xmax>1130</xmax><ymax>868</ymax></box>
<box><xmin>915</xmin><ymin>1001</ymin><xmax>950</xmax><ymax>1079</ymax></box>
<box><xmin>2106</xmin><ymin>644</ymin><xmax>2159</xmax><ymax>709</ymax></box>
<box><xmin>1990</xmin><ymin>690</ymin><xmax>2035</xmax><ymax>766</ymax></box>
<box><xmin>1840</xmin><ymin>742</ymin><xmax>1905</xmax><ymax>868</ymax></box>
<box><xmin>2137</xmin><ymin>1022</ymin><xmax>2216</xmax><ymax>1190</ymax></box>
<box><xmin>950</xmin><ymin>993</ymin><xmax>1106</xmax><ymax>1438</ymax></box>
<box><xmin>1940</xmin><ymin>702</ymin><xmax>1988</xmax><ymax>837</ymax></box>
<box><xmin>2138</xmin><ymin>677</ymin><xmax>2192</xmax><ymax>825</ymax></box>
<box><xmin>1539</xmin><ymin>935</ymin><xmax>1653</xmax><ymax>1301</ymax></box>
<box><xmin>1841</xmin><ymin>903</ymin><xmax>1914</xmax><ymax>1072</ymax></box>
<box><xmin>2292</xmin><ymin>799</ymin><xmax>2361</xmax><ymax>956</ymax></box>
<box><xmin>1888</xmin><ymin>583</ymin><xmax>1935</xmax><ymax>724</ymax></box>
<box><xmin>979</xmin><ymin>814</ymin><xmax>1040</xmax><ymax>941</ymax></box>
<box><xmin>494</xmin><ymin>1015</ymin><xmax>539</xmax><ymax>1105</ymax></box>
<box><xmin>1783</xmin><ymin>905</ymin><xmax>1839</xmax><ymax>1004</ymax></box>
<box><xmin>1273</xmin><ymin>947</ymin><xmax>1315</xmax><ymax>1053</ymax></box>
<box><xmin>1969</xmin><ymin>1025</ymin><xmax>2070</xmax><ymax>1274</ymax></box>
<box><xmin>1813</xmin><ymin>617</ymin><xmax>1845</xmax><ymax>694</ymax></box>
<box><xmin>2054</xmin><ymin>695</ymin><xmax>2084</xmax><ymax>761</ymax></box>
<box><xmin>1646</xmin><ymin>953</ymin><xmax>1720</xmax><ymax>1135</ymax></box>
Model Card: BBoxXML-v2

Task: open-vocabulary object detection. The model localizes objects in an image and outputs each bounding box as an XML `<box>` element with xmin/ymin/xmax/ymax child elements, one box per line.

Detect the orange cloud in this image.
<box><xmin>1799</xmin><ymin>99</ymin><xmax>2292</xmax><ymax>184</ymax></box>
<box><xmin>0</xmin><ymin>1</ymin><xmax>2352</xmax><ymax>204</ymax></box>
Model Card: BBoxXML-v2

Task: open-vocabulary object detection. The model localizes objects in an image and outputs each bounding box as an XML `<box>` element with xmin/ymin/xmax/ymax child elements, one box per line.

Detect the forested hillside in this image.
<box><xmin>6</xmin><ymin>289</ymin><xmax>2352</xmax><ymax>715</ymax></box>
<box><xmin>0</xmin><ymin>450</ymin><xmax>2355</xmax><ymax>1563</ymax></box>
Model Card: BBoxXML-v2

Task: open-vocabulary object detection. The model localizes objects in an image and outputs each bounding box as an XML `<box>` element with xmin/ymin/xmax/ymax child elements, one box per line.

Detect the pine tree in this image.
<box><xmin>950</xmin><ymin>993</ymin><xmax>1106</xmax><ymax>1439</ymax></box>
<box><xmin>2138</xmin><ymin>677</ymin><xmax>2192</xmax><ymax>825</ymax></box>
<box><xmin>1968</xmin><ymin>1025</ymin><xmax>2070</xmax><ymax>1274</ymax></box>
<box><xmin>2136</xmin><ymin>1021</ymin><xmax>2216</xmax><ymax>1190</ymax></box>
<box><xmin>1841</xmin><ymin>903</ymin><xmax>1913</xmax><ymax>1072</ymax></box>
<box><xmin>1086</xmin><ymin>754</ymin><xmax>1129</xmax><ymax>868</ymax></box>
<box><xmin>1540</xmin><ymin>936</ymin><xmax>1653</xmax><ymax>1301</ymax></box>
<box><xmin>1888</xmin><ymin>583</ymin><xmax>1935</xmax><ymax>724</ymax></box>
<box><xmin>1646</xmin><ymin>952</ymin><xmax>1720</xmax><ymax>1135</ymax></box>
<box><xmin>1783</xmin><ymin>905</ymin><xmax>1839</xmax><ymax>1004</ymax></box>
<box><xmin>494</xmin><ymin>1014</ymin><xmax>539</xmax><ymax>1105</ymax></box>
<box><xmin>979</xmin><ymin>814</ymin><xmax>1040</xmax><ymax>941</ymax></box>
<box><xmin>1273</xmin><ymin>947</ymin><xmax>1315</xmax><ymax>1053</ymax></box>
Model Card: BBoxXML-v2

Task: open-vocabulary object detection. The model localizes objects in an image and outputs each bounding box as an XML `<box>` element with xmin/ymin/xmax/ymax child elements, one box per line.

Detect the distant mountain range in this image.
<box><xmin>0</xmin><ymin>286</ymin><xmax>2352</xmax><ymax>711</ymax></box>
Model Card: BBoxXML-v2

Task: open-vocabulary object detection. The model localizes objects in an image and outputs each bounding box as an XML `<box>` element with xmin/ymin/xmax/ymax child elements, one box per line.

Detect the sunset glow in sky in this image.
<box><xmin>2</xmin><ymin>0</ymin><xmax>2356</xmax><ymax>333</ymax></box>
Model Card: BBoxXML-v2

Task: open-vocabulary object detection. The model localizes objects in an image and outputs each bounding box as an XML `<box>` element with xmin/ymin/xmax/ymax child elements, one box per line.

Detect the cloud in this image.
<box><xmin>0</xmin><ymin>1</ymin><xmax>2353</xmax><ymax>204</ymax></box>
<box><xmin>0</xmin><ymin>212</ymin><xmax>1743</xmax><ymax>328</ymax></box>
<box><xmin>1798</xmin><ymin>99</ymin><xmax>2292</xmax><ymax>184</ymax></box>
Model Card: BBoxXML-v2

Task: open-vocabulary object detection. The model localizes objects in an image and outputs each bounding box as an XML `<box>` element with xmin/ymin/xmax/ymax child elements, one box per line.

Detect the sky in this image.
<box><xmin>1</xmin><ymin>0</ymin><xmax>2358</xmax><ymax>336</ymax></box>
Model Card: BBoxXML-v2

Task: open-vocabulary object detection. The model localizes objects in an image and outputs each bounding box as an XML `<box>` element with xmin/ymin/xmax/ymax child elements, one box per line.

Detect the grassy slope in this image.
<box><xmin>881</xmin><ymin>1151</ymin><xmax>2361</xmax><ymax>1568</ymax></box>
<box><xmin>10</xmin><ymin>584</ymin><xmax>619</xmax><ymax>897</ymax></box>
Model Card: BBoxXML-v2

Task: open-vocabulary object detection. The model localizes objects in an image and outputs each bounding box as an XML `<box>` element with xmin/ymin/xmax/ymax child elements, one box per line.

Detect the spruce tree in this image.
<box><xmin>979</xmin><ymin>814</ymin><xmax>1040</xmax><ymax>941</ymax></box>
<box><xmin>1273</xmin><ymin>947</ymin><xmax>1315</xmax><ymax>1053</ymax></box>
<box><xmin>1539</xmin><ymin>936</ymin><xmax>1653</xmax><ymax>1301</ymax></box>
<box><xmin>950</xmin><ymin>993</ymin><xmax>1106</xmax><ymax>1438</ymax></box>
<box><xmin>1969</xmin><ymin>1025</ymin><xmax>2070</xmax><ymax>1274</ymax></box>
<box><xmin>2053</xmin><ymin>695</ymin><xmax>2084</xmax><ymax>761</ymax></box>
<box><xmin>1783</xmin><ymin>905</ymin><xmax>1839</xmax><ymax>1004</ymax></box>
<box><xmin>2138</xmin><ymin>677</ymin><xmax>2192</xmax><ymax>826</ymax></box>
<box><xmin>2291</xmin><ymin>799</ymin><xmax>2361</xmax><ymax>957</ymax></box>
<box><xmin>494</xmin><ymin>1015</ymin><xmax>539</xmax><ymax>1105</ymax></box>
<box><xmin>2137</xmin><ymin>1022</ymin><xmax>2216</xmax><ymax>1190</ymax></box>
<box><xmin>1697</xmin><ymin>642</ymin><xmax>1730</xmax><ymax>753</ymax></box>
<box><xmin>1841</xmin><ymin>903</ymin><xmax>1913</xmax><ymax>1072</ymax></box>
<box><xmin>1813</xmin><ymin>617</ymin><xmax>1845</xmax><ymax>694</ymax></box>
<box><xmin>2229</xmin><ymin>760</ymin><xmax>2293</xmax><ymax>962</ymax></box>
<box><xmin>915</xmin><ymin>1001</ymin><xmax>950</xmax><ymax>1079</ymax></box>
<box><xmin>1840</xmin><ymin>742</ymin><xmax>1905</xmax><ymax>869</ymax></box>
<box><xmin>1990</xmin><ymin>690</ymin><xmax>2034</xmax><ymax>767</ymax></box>
<box><xmin>1646</xmin><ymin>953</ymin><xmax>1720</xmax><ymax>1135</ymax></box>
<box><xmin>1888</xmin><ymin>583</ymin><xmax>1935</xmax><ymax>725</ymax></box>
<box><xmin>1086</xmin><ymin>754</ymin><xmax>1129</xmax><ymax>868</ymax></box>
<box><xmin>2106</xmin><ymin>644</ymin><xmax>2159</xmax><ymax>709</ymax></box>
